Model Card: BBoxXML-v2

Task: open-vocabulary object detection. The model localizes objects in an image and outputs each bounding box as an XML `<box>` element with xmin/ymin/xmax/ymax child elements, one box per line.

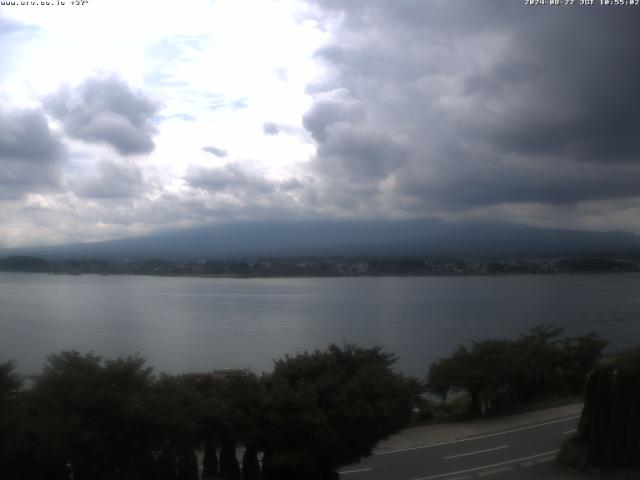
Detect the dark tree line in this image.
<box><xmin>0</xmin><ymin>345</ymin><xmax>416</xmax><ymax>480</ymax></box>
<box><xmin>1</xmin><ymin>327</ymin><xmax>610</xmax><ymax>478</ymax></box>
<box><xmin>426</xmin><ymin>325</ymin><xmax>607</xmax><ymax>415</ymax></box>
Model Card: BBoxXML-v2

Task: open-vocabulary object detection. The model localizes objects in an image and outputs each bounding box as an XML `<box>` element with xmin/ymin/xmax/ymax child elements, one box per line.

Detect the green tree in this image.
<box><xmin>178</xmin><ymin>373</ymin><xmax>222</xmax><ymax>480</ymax></box>
<box><xmin>187</xmin><ymin>370</ymin><xmax>264</xmax><ymax>480</ymax></box>
<box><xmin>427</xmin><ymin>340</ymin><xmax>515</xmax><ymax>414</ymax></box>
<box><xmin>219</xmin><ymin>435</ymin><xmax>241</xmax><ymax>480</ymax></box>
<box><xmin>260</xmin><ymin>344</ymin><xmax>415</xmax><ymax>479</ymax></box>
<box><xmin>26</xmin><ymin>351</ymin><xmax>158</xmax><ymax>480</ymax></box>
<box><xmin>241</xmin><ymin>445</ymin><xmax>260</xmax><ymax>480</ymax></box>
<box><xmin>148</xmin><ymin>374</ymin><xmax>204</xmax><ymax>480</ymax></box>
<box><xmin>511</xmin><ymin>324</ymin><xmax>566</xmax><ymax>401</ymax></box>
<box><xmin>557</xmin><ymin>332</ymin><xmax>607</xmax><ymax>395</ymax></box>
<box><xmin>202</xmin><ymin>437</ymin><xmax>219</xmax><ymax>480</ymax></box>
<box><xmin>0</xmin><ymin>361</ymin><xmax>23</xmax><ymax>479</ymax></box>
<box><xmin>427</xmin><ymin>326</ymin><xmax>607</xmax><ymax>414</ymax></box>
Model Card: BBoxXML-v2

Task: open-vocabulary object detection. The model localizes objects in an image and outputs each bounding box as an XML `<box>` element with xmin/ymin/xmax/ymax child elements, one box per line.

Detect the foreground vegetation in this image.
<box><xmin>0</xmin><ymin>345</ymin><xmax>417</xmax><ymax>480</ymax></box>
<box><xmin>0</xmin><ymin>326</ymin><xmax>609</xmax><ymax>479</ymax></box>
<box><xmin>426</xmin><ymin>325</ymin><xmax>607</xmax><ymax>415</ymax></box>
<box><xmin>561</xmin><ymin>347</ymin><xmax>640</xmax><ymax>471</ymax></box>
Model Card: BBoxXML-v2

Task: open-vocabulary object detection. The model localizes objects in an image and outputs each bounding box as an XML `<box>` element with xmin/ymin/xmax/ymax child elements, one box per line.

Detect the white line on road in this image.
<box><xmin>444</xmin><ymin>445</ymin><xmax>508</xmax><ymax>459</ymax></box>
<box><xmin>477</xmin><ymin>466</ymin><xmax>514</xmax><ymax>477</ymax></box>
<box><xmin>340</xmin><ymin>468</ymin><xmax>373</xmax><ymax>475</ymax></box>
<box><xmin>375</xmin><ymin>416</ymin><xmax>579</xmax><ymax>456</ymax></box>
<box><xmin>408</xmin><ymin>450</ymin><xmax>560</xmax><ymax>480</ymax></box>
<box><xmin>562</xmin><ymin>429</ymin><xmax>577</xmax><ymax>435</ymax></box>
<box><xmin>535</xmin><ymin>457</ymin><xmax>555</xmax><ymax>464</ymax></box>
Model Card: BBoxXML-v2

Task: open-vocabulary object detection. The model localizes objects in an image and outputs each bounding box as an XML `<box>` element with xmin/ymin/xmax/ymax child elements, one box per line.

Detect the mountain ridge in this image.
<box><xmin>3</xmin><ymin>219</ymin><xmax>640</xmax><ymax>261</ymax></box>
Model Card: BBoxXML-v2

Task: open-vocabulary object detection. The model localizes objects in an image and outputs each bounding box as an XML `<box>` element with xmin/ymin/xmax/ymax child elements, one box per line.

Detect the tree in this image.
<box><xmin>25</xmin><ymin>351</ymin><xmax>158</xmax><ymax>480</ymax></box>
<box><xmin>219</xmin><ymin>435</ymin><xmax>241</xmax><ymax>480</ymax></box>
<box><xmin>0</xmin><ymin>255</ymin><xmax>49</xmax><ymax>272</ymax></box>
<box><xmin>426</xmin><ymin>345</ymin><xmax>468</xmax><ymax>401</ymax></box>
<box><xmin>259</xmin><ymin>344</ymin><xmax>415</xmax><ymax>479</ymax></box>
<box><xmin>427</xmin><ymin>341</ymin><xmax>515</xmax><ymax>414</ymax></box>
<box><xmin>511</xmin><ymin>324</ymin><xmax>566</xmax><ymax>401</ymax></box>
<box><xmin>0</xmin><ymin>361</ymin><xmax>22</xmax><ymax>479</ymax></box>
<box><xmin>202</xmin><ymin>437</ymin><xmax>219</xmax><ymax>480</ymax></box>
<box><xmin>176</xmin><ymin>450</ymin><xmax>198</xmax><ymax>480</ymax></box>
<box><xmin>557</xmin><ymin>332</ymin><xmax>607</xmax><ymax>395</ymax></box>
<box><xmin>241</xmin><ymin>445</ymin><xmax>260</xmax><ymax>480</ymax></box>
<box><xmin>427</xmin><ymin>325</ymin><xmax>607</xmax><ymax>414</ymax></box>
<box><xmin>179</xmin><ymin>373</ymin><xmax>222</xmax><ymax>480</ymax></box>
<box><xmin>148</xmin><ymin>374</ymin><xmax>204</xmax><ymax>480</ymax></box>
<box><xmin>190</xmin><ymin>370</ymin><xmax>264</xmax><ymax>480</ymax></box>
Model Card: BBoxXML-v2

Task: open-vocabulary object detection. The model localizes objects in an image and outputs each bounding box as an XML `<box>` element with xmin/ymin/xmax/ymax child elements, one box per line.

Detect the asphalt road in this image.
<box><xmin>339</xmin><ymin>414</ymin><xmax>580</xmax><ymax>480</ymax></box>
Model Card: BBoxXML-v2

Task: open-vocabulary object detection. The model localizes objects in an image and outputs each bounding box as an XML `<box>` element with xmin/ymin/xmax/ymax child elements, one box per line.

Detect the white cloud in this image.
<box><xmin>0</xmin><ymin>0</ymin><xmax>328</xmax><ymax>246</ymax></box>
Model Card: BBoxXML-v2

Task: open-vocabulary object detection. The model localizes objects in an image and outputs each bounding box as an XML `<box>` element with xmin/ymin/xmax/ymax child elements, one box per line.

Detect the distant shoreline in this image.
<box><xmin>2</xmin><ymin>254</ymin><xmax>640</xmax><ymax>278</ymax></box>
<box><xmin>1</xmin><ymin>269</ymin><xmax>639</xmax><ymax>280</ymax></box>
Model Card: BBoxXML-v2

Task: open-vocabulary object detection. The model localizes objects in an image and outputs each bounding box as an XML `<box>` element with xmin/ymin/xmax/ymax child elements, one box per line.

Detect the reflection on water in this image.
<box><xmin>1</xmin><ymin>272</ymin><xmax>640</xmax><ymax>377</ymax></box>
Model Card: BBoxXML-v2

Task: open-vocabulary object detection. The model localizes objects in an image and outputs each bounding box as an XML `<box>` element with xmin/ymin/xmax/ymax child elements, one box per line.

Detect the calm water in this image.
<box><xmin>1</xmin><ymin>272</ymin><xmax>640</xmax><ymax>378</ymax></box>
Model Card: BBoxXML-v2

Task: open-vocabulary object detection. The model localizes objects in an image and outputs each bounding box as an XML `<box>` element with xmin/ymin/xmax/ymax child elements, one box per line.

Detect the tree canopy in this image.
<box><xmin>259</xmin><ymin>344</ymin><xmax>415</xmax><ymax>479</ymax></box>
<box><xmin>0</xmin><ymin>345</ymin><xmax>416</xmax><ymax>480</ymax></box>
<box><xmin>427</xmin><ymin>325</ymin><xmax>607</xmax><ymax>414</ymax></box>
<box><xmin>25</xmin><ymin>352</ymin><xmax>158</xmax><ymax>479</ymax></box>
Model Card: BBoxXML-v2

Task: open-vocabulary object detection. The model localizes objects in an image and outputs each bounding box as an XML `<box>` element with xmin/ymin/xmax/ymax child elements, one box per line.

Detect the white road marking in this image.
<box><xmin>444</xmin><ymin>445</ymin><xmax>508</xmax><ymax>459</ymax></box>
<box><xmin>375</xmin><ymin>416</ymin><xmax>579</xmax><ymax>456</ymax></box>
<box><xmin>562</xmin><ymin>429</ymin><xmax>577</xmax><ymax>435</ymax></box>
<box><xmin>340</xmin><ymin>468</ymin><xmax>373</xmax><ymax>474</ymax></box>
<box><xmin>535</xmin><ymin>457</ymin><xmax>555</xmax><ymax>464</ymax></box>
<box><xmin>477</xmin><ymin>466</ymin><xmax>514</xmax><ymax>477</ymax></box>
<box><xmin>408</xmin><ymin>450</ymin><xmax>560</xmax><ymax>480</ymax></box>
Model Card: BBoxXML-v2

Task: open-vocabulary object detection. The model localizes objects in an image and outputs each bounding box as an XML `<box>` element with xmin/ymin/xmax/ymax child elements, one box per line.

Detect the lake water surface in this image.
<box><xmin>1</xmin><ymin>272</ymin><xmax>640</xmax><ymax>378</ymax></box>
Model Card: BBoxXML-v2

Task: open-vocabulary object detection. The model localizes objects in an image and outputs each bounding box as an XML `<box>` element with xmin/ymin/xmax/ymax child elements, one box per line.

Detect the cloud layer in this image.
<box><xmin>0</xmin><ymin>106</ymin><xmax>66</xmax><ymax>198</ymax></box>
<box><xmin>46</xmin><ymin>75</ymin><xmax>160</xmax><ymax>155</ymax></box>
<box><xmin>303</xmin><ymin>1</ymin><xmax>640</xmax><ymax>224</ymax></box>
<box><xmin>2</xmin><ymin>1</ymin><xmax>640</xmax><ymax>247</ymax></box>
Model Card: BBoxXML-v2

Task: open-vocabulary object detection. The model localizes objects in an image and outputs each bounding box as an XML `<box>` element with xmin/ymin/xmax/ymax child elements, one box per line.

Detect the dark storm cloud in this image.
<box><xmin>305</xmin><ymin>0</ymin><xmax>640</xmax><ymax>212</ymax></box>
<box><xmin>0</xmin><ymin>106</ymin><xmax>66</xmax><ymax>197</ymax></box>
<box><xmin>460</xmin><ymin>6</ymin><xmax>640</xmax><ymax>162</ymax></box>
<box><xmin>202</xmin><ymin>145</ymin><xmax>228</xmax><ymax>157</ymax></box>
<box><xmin>71</xmin><ymin>160</ymin><xmax>145</xmax><ymax>199</ymax></box>
<box><xmin>316</xmin><ymin>125</ymin><xmax>406</xmax><ymax>182</ymax></box>
<box><xmin>396</xmin><ymin>152</ymin><xmax>640</xmax><ymax>208</ymax></box>
<box><xmin>46</xmin><ymin>75</ymin><xmax>160</xmax><ymax>155</ymax></box>
<box><xmin>262</xmin><ymin>122</ymin><xmax>280</xmax><ymax>136</ymax></box>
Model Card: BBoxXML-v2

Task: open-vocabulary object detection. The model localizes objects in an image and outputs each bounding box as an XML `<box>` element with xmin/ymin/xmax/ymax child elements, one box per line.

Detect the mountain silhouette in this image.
<box><xmin>4</xmin><ymin>219</ymin><xmax>640</xmax><ymax>260</ymax></box>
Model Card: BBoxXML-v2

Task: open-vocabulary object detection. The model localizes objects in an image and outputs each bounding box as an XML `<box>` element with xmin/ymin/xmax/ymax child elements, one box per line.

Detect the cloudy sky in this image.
<box><xmin>1</xmin><ymin>0</ymin><xmax>639</xmax><ymax>248</ymax></box>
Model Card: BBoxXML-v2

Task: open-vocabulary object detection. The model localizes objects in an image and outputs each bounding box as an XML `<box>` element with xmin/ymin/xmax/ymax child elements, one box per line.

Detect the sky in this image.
<box><xmin>1</xmin><ymin>0</ymin><xmax>640</xmax><ymax>248</ymax></box>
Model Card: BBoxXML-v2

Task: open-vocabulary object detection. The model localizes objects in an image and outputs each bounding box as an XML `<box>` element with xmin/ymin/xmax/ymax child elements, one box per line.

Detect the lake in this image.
<box><xmin>1</xmin><ymin>272</ymin><xmax>640</xmax><ymax>378</ymax></box>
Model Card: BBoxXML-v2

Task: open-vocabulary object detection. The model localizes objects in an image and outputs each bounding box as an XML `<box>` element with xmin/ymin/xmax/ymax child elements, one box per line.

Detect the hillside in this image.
<box><xmin>3</xmin><ymin>219</ymin><xmax>640</xmax><ymax>261</ymax></box>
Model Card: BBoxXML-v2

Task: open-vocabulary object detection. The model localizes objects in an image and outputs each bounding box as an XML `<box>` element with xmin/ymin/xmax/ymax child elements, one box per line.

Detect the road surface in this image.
<box><xmin>340</xmin><ymin>412</ymin><xmax>579</xmax><ymax>480</ymax></box>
